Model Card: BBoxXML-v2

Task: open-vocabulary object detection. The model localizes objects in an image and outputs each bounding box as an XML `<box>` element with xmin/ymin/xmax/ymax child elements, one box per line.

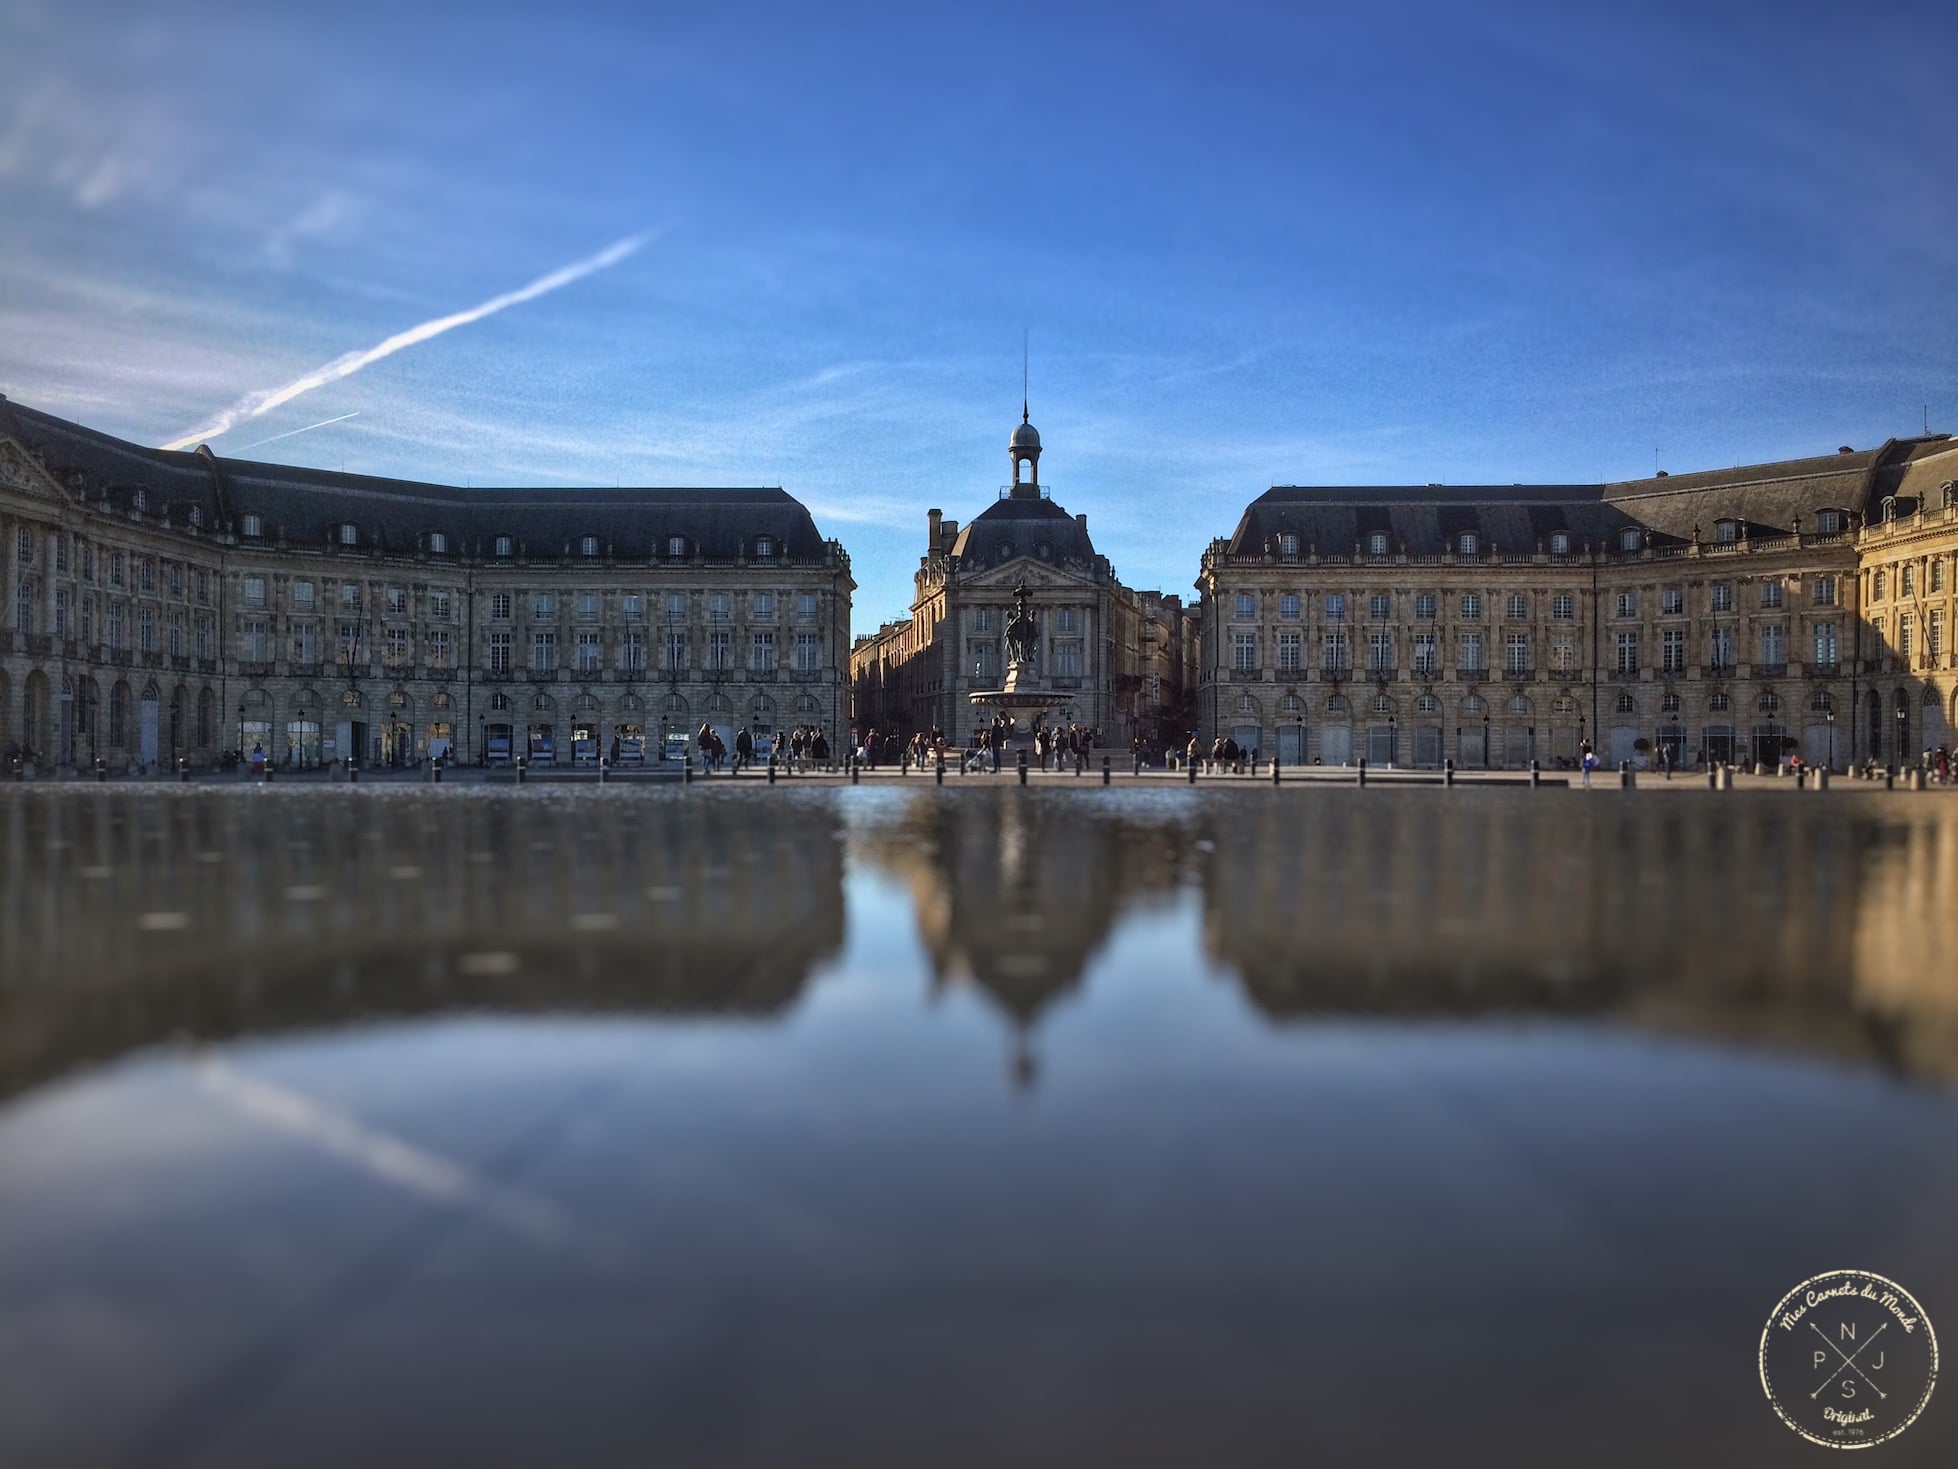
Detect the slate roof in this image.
<box><xmin>947</xmin><ymin>492</ymin><xmax>1098</xmax><ymax>567</ymax></box>
<box><xmin>1227</xmin><ymin>484</ymin><xmax>1633</xmax><ymax>557</ymax></box>
<box><xmin>0</xmin><ymin>396</ymin><xmax>831</xmax><ymax>560</ymax></box>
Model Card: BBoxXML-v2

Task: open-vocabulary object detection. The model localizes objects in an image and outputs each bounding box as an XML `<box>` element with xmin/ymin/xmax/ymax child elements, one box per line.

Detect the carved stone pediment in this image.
<box><xmin>963</xmin><ymin>560</ymin><xmax>1090</xmax><ymax>591</ymax></box>
<box><xmin>0</xmin><ymin>440</ymin><xmax>64</xmax><ymax>501</ymax></box>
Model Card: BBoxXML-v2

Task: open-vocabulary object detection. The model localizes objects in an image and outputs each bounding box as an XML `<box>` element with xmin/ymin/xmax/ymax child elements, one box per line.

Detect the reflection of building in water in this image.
<box><xmin>855</xmin><ymin>791</ymin><xmax>1185</xmax><ymax>1084</ymax></box>
<box><xmin>0</xmin><ymin>791</ymin><xmax>845</xmax><ymax>1099</ymax></box>
<box><xmin>1198</xmin><ymin>793</ymin><xmax>1958</xmax><ymax>1082</ymax></box>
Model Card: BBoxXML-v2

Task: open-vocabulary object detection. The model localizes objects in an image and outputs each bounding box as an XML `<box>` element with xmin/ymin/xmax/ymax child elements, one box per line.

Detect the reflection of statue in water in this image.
<box><xmin>1004</xmin><ymin>583</ymin><xmax>1039</xmax><ymax>670</ymax></box>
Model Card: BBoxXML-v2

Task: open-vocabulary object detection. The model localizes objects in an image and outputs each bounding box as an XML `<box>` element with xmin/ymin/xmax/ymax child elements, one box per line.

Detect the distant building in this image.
<box><xmin>849</xmin><ymin>407</ymin><xmax>1194</xmax><ymax>750</ymax></box>
<box><xmin>1197</xmin><ymin>438</ymin><xmax>1958</xmax><ymax>771</ymax></box>
<box><xmin>0</xmin><ymin>396</ymin><xmax>852</xmax><ymax>771</ymax></box>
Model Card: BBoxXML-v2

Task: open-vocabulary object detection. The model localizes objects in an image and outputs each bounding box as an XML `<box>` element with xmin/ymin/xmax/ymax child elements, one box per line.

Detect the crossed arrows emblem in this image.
<box><xmin>1809</xmin><ymin>1320</ymin><xmax>1889</xmax><ymax>1401</ymax></box>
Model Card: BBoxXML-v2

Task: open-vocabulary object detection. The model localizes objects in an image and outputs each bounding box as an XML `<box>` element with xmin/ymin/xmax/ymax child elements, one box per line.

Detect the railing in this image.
<box><xmin>1503</xmin><ymin>668</ymin><xmax>1534</xmax><ymax>682</ymax></box>
<box><xmin>1755</xmin><ymin>662</ymin><xmax>1788</xmax><ymax>679</ymax></box>
<box><xmin>1548</xmin><ymin>669</ymin><xmax>1583</xmax><ymax>681</ymax></box>
<box><xmin>573</xmin><ymin>667</ymin><xmax>604</xmax><ymax>681</ymax></box>
<box><xmin>1806</xmin><ymin>662</ymin><xmax>1840</xmax><ymax>679</ymax></box>
<box><xmin>1609</xmin><ymin>668</ymin><xmax>1641</xmax><ymax>681</ymax></box>
<box><xmin>525</xmin><ymin>669</ymin><xmax>558</xmax><ymax>682</ymax></box>
<box><xmin>1228</xmin><ymin>668</ymin><xmax>1262</xmax><ymax>681</ymax></box>
<box><xmin>1706</xmin><ymin>663</ymin><xmax>1737</xmax><ymax>679</ymax></box>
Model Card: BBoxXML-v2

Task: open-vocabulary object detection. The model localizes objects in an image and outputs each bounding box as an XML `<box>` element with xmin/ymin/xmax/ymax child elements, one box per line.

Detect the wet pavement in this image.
<box><xmin>1</xmin><ymin>784</ymin><xmax>1955</xmax><ymax>1466</ymax></box>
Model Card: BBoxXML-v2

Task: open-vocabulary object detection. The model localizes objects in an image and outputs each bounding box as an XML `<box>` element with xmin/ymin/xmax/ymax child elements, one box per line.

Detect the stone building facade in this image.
<box><xmin>0</xmin><ymin>396</ymin><xmax>852</xmax><ymax>771</ymax></box>
<box><xmin>849</xmin><ymin>409</ymin><xmax>1194</xmax><ymax>750</ymax></box>
<box><xmin>1196</xmin><ymin>436</ymin><xmax>1958</xmax><ymax>771</ymax></box>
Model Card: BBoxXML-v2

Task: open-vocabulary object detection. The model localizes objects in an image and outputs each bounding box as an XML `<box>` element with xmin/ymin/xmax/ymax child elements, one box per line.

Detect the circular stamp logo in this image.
<box><xmin>1760</xmin><ymin>1270</ymin><xmax>1937</xmax><ymax>1448</ymax></box>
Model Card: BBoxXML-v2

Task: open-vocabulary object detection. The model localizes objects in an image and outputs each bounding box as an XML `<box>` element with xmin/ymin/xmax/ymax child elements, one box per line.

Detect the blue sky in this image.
<box><xmin>3</xmin><ymin>0</ymin><xmax>1955</xmax><ymax>622</ymax></box>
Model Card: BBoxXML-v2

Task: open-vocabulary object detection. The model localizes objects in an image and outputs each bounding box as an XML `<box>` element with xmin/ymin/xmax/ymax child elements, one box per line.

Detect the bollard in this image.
<box><xmin>683</xmin><ymin>755</ymin><xmax>693</xmax><ymax>785</ymax></box>
<box><xmin>1619</xmin><ymin>759</ymin><xmax>1635</xmax><ymax>791</ymax></box>
<box><xmin>1910</xmin><ymin>768</ymin><xmax>1927</xmax><ymax>792</ymax></box>
<box><xmin>1885</xmin><ymin>771</ymin><xmax>1896</xmax><ymax>791</ymax></box>
<box><xmin>1272</xmin><ymin>755</ymin><xmax>1281</xmax><ymax>786</ymax></box>
<box><xmin>851</xmin><ymin>757</ymin><xmax>861</xmax><ymax>785</ymax></box>
<box><xmin>178</xmin><ymin>757</ymin><xmax>188</xmax><ymax>784</ymax></box>
<box><xmin>768</xmin><ymin>755</ymin><xmax>778</xmax><ymax>785</ymax></box>
<box><xmin>95</xmin><ymin>757</ymin><xmax>107</xmax><ymax>783</ymax></box>
<box><xmin>1707</xmin><ymin>765</ymin><xmax>1718</xmax><ymax>790</ymax></box>
<box><xmin>434</xmin><ymin>762</ymin><xmax>443</xmax><ymax>784</ymax></box>
<box><xmin>1102</xmin><ymin>755</ymin><xmax>1111</xmax><ymax>786</ymax></box>
<box><xmin>1018</xmin><ymin>750</ymin><xmax>1029</xmax><ymax>787</ymax></box>
<box><xmin>1812</xmin><ymin>767</ymin><xmax>1830</xmax><ymax>792</ymax></box>
<box><xmin>1444</xmin><ymin>757</ymin><xmax>1455</xmax><ymax>788</ymax></box>
<box><xmin>11</xmin><ymin>756</ymin><xmax>22</xmax><ymax>782</ymax></box>
<box><xmin>264</xmin><ymin>763</ymin><xmax>274</xmax><ymax>784</ymax></box>
<box><xmin>1530</xmin><ymin>759</ymin><xmax>1541</xmax><ymax>789</ymax></box>
<box><xmin>599</xmin><ymin>756</ymin><xmax>609</xmax><ymax>785</ymax></box>
<box><xmin>1357</xmin><ymin>757</ymin><xmax>1367</xmax><ymax>788</ymax></box>
<box><xmin>1717</xmin><ymin>765</ymin><xmax>1734</xmax><ymax>791</ymax></box>
<box><xmin>936</xmin><ymin>756</ymin><xmax>945</xmax><ymax>786</ymax></box>
<box><xmin>348</xmin><ymin>757</ymin><xmax>360</xmax><ymax>785</ymax></box>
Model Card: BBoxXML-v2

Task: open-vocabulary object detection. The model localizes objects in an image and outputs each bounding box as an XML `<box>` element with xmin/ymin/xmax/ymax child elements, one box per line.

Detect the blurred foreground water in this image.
<box><xmin>1</xmin><ymin>786</ymin><xmax>1955</xmax><ymax>1466</ymax></box>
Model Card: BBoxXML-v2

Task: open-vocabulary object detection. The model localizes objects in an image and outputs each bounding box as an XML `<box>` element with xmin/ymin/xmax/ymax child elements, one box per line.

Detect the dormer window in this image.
<box><xmin>1368</xmin><ymin>532</ymin><xmax>1389</xmax><ymax>556</ymax></box>
<box><xmin>187</xmin><ymin>506</ymin><xmax>204</xmax><ymax>529</ymax></box>
<box><xmin>667</xmin><ymin>535</ymin><xmax>687</xmax><ymax>558</ymax></box>
<box><xmin>1457</xmin><ymin>533</ymin><xmax>1479</xmax><ymax>556</ymax></box>
<box><xmin>1278</xmin><ymin>532</ymin><xmax>1299</xmax><ymax>557</ymax></box>
<box><xmin>1883</xmin><ymin>497</ymin><xmax>1900</xmax><ymax>523</ymax></box>
<box><xmin>1816</xmin><ymin>509</ymin><xmax>1844</xmax><ymax>535</ymax></box>
<box><xmin>996</xmin><ymin>541</ymin><xmax>1014</xmax><ymax>562</ymax></box>
<box><xmin>1620</xmin><ymin>528</ymin><xmax>1643</xmax><ymax>552</ymax></box>
<box><xmin>240</xmin><ymin>513</ymin><xmax>262</xmax><ymax>538</ymax></box>
<box><xmin>493</xmin><ymin>535</ymin><xmax>514</xmax><ymax>557</ymax></box>
<box><xmin>1550</xmin><ymin>532</ymin><xmax>1571</xmax><ymax>555</ymax></box>
<box><xmin>1942</xmin><ymin>482</ymin><xmax>1955</xmax><ymax>509</ymax></box>
<box><xmin>131</xmin><ymin>490</ymin><xmax>149</xmax><ymax>514</ymax></box>
<box><xmin>427</xmin><ymin>531</ymin><xmax>448</xmax><ymax>554</ymax></box>
<box><xmin>1713</xmin><ymin>519</ymin><xmax>1738</xmax><ymax>543</ymax></box>
<box><xmin>337</xmin><ymin>522</ymin><xmax>359</xmax><ymax>546</ymax></box>
<box><xmin>755</xmin><ymin>535</ymin><xmax>774</xmax><ymax>558</ymax></box>
<box><xmin>580</xmin><ymin>534</ymin><xmax>600</xmax><ymax>557</ymax></box>
<box><xmin>1036</xmin><ymin>542</ymin><xmax>1051</xmax><ymax>559</ymax></box>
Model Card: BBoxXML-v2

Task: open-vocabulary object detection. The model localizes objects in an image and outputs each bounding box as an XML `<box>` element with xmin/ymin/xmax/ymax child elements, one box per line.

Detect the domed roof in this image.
<box><xmin>1010</xmin><ymin>409</ymin><xmax>1040</xmax><ymax>451</ymax></box>
<box><xmin>948</xmin><ymin>493</ymin><xmax>1094</xmax><ymax>567</ymax></box>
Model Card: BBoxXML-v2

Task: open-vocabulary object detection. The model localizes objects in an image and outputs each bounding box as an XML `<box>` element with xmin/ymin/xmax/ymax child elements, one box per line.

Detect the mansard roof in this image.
<box><xmin>947</xmin><ymin>491</ymin><xmax>1097</xmax><ymax>567</ymax></box>
<box><xmin>0</xmin><ymin>396</ymin><xmax>831</xmax><ymax>559</ymax></box>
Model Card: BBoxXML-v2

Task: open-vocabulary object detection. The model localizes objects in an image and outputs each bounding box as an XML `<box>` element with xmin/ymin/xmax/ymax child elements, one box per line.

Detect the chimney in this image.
<box><xmin>1076</xmin><ymin>512</ymin><xmax>1088</xmax><ymax>533</ymax></box>
<box><xmin>1655</xmin><ymin>470</ymin><xmax>1669</xmax><ymax>478</ymax></box>
<box><xmin>1838</xmin><ymin>445</ymin><xmax>1854</xmax><ymax>455</ymax></box>
<box><xmin>928</xmin><ymin>508</ymin><xmax>942</xmax><ymax>548</ymax></box>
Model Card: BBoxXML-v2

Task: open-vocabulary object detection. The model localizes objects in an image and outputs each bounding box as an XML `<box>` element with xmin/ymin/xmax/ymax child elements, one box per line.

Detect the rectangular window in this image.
<box><xmin>1233</xmin><ymin>593</ymin><xmax>1255</xmax><ymax>621</ymax></box>
<box><xmin>1552</xmin><ymin>636</ymin><xmax>1577</xmax><ymax>672</ymax></box>
<box><xmin>241</xmin><ymin>576</ymin><xmax>267</xmax><ymax>608</ymax></box>
<box><xmin>709</xmin><ymin>592</ymin><xmax>731</xmax><ymax>623</ymax></box>
<box><xmin>1232</xmin><ymin>632</ymin><xmax>1258</xmax><ymax>672</ymax></box>
<box><xmin>1324</xmin><ymin>593</ymin><xmax>1346</xmax><ymax>622</ymax></box>
<box><xmin>109</xmin><ymin>603</ymin><xmax>127</xmax><ymax>650</ymax></box>
<box><xmin>80</xmin><ymin>544</ymin><xmax>95</xmax><ymax>584</ymax></box>
<box><xmin>1368</xmin><ymin>629</ymin><xmax>1394</xmax><ymax>672</ymax></box>
<box><xmin>1504</xmin><ymin>632</ymin><xmax>1528</xmax><ymax>673</ymax></box>
<box><xmin>974</xmin><ymin>606</ymin><xmax>995</xmax><ymax>632</ymax></box>
<box><xmin>429</xmin><ymin>590</ymin><xmax>451</xmax><ymax>620</ymax></box>
<box><xmin>1932</xmin><ymin>561</ymin><xmax>1946</xmax><ymax>594</ymax></box>
<box><xmin>1662</xmin><ymin>627</ymin><xmax>1686</xmax><ymax>672</ymax></box>
<box><xmin>1929</xmin><ymin>610</ymin><xmax>1943</xmax><ymax>662</ymax></box>
<box><xmin>1505</xmin><ymin>593</ymin><xmax>1528</xmax><ymax>620</ymax></box>
<box><xmin>291</xmin><ymin>622</ymin><xmax>319</xmax><ymax>664</ymax></box>
<box><xmin>664</xmin><ymin>629</ymin><xmax>688</xmax><ymax>670</ymax></box>
<box><xmin>578</xmin><ymin>592</ymin><xmax>600</xmax><ymax>621</ymax></box>
<box><xmin>1459</xmin><ymin>632</ymin><xmax>1484</xmax><ymax>673</ymax></box>
<box><xmin>970</xmin><ymin>640</ymin><xmax>998</xmax><ymax>681</ymax></box>
<box><xmin>1814</xmin><ymin>623</ymin><xmax>1838</xmax><ymax>668</ymax></box>
<box><xmin>751</xmin><ymin>630</ymin><xmax>777</xmax><ymax>671</ymax></box>
<box><xmin>533</xmin><ymin>593</ymin><xmax>555</xmax><ymax>621</ymax></box>
<box><xmin>1614</xmin><ymin>591</ymin><xmax>1636</xmax><ymax>618</ymax></box>
<box><xmin>1760</xmin><ymin>625</ymin><xmax>1786</xmax><ymax>666</ymax></box>
<box><xmin>139</xmin><ymin>558</ymin><xmax>155</xmax><ymax>593</ymax></box>
<box><xmin>621</xmin><ymin>630</ymin><xmax>645</xmax><ymax>672</ymax></box>
<box><xmin>576</xmin><ymin>630</ymin><xmax>602</xmax><ymax>671</ymax></box>
<box><xmin>168</xmin><ymin>564</ymin><xmax>183</xmax><ymax>600</ymax></box>
<box><xmin>386</xmin><ymin>586</ymin><xmax>408</xmax><ymax>615</ymax></box>
<box><xmin>1058</xmin><ymin>608</ymin><xmax>1080</xmax><ymax>634</ymax></box>
<box><xmin>1711</xmin><ymin>626</ymin><xmax>1734</xmax><ymax>669</ymax></box>
<box><xmin>1414</xmin><ymin>593</ymin><xmax>1436</xmax><ymax>621</ymax></box>
<box><xmin>337</xmin><ymin>620</ymin><xmax>362</xmax><ymax>664</ymax></box>
<box><xmin>1615</xmin><ymin>631</ymin><xmax>1639</xmax><ymax>674</ymax></box>
<box><xmin>168</xmin><ymin>612</ymin><xmax>185</xmax><ymax>658</ymax></box>
<box><xmin>14</xmin><ymin>527</ymin><xmax>31</xmax><ymax>564</ymax></box>
<box><xmin>794</xmin><ymin>631</ymin><xmax>822</xmax><ymax>671</ymax></box>
<box><xmin>623</xmin><ymin>593</ymin><xmax>644</xmax><ymax>622</ymax></box>
<box><xmin>490</xmin><ymin>591</ymin><xmax>512</xmax><ymax>620</ymax></box>
<box><xmin>1711</xmin><ymin>584</ymin><xmax>1733</xmax><ymax>612</ymax></box>
<box><xmin>1899</xmin><ymin>615</ymin><xmax>1914</xmax><ymax>660</ymax></box>
<box><xmin>54</xmin><ymin>536</ymin><xmax>68</xmax><ymax>574</ymax></box>
<box><xmin>1461</xmin><ymin>593</ymin><xmax>1482</xmax><ymax>620</ymax></box>
<box><xmin>240</xmin><ymin>618</ymin><xmax>269</xmax><ymax>661</ymax></box>
<box><xmin>110</xmin><ymin>551</ymin><xmax>125</xmax><ymax>587</ymax></box>
<box><xmin>752</xmin><ymin>592</ymin><xmax>774</xmax><ymax>621</ymax></box>
<box><xmin>385</xmin><ymin>627</ymin><xmax>410</xmax><ymax>667</ymax></box>
<box><xmin>339</xmin><ymin>583</ymin><xmax>360</xmax><ymax>610</ymax></box>
<box><xmin>488</xmin><ymin>631</ymin><xmax>512</xmax><ymax>674</ymax></box>
<box><xmin>708</xmin><ymin>629</ymin><xmax>731</xmax><ymax>669</ymax></box>
<box><xmin>797</xmin><ymin>593</ymin><xmax>819</xmax><ymax>622</ymax></box>
<box><xmin>1322</xmin><ymin>631</ymin><xmax>1349</xmax><ymax>671</ymax></box>
<box><xmin>292</xmin><ymin>580</ymin><xmax>315</xmax><ymax>610</ymax></box>
<box><xmin>1413</xmin><ymin>631</ymin><xmax>1438</xmax><ymax>674</ymax></box>
<box><xmin>666</xmin><ymin>593</ymin><xmax>687</xmax><ymax>621</ymax></box>
<box><xmin>1552</xmin><ymin>593</ymin><xmax>1575</xmax><ymax>620</ymax></box>
<box><xmin>194</xmin><ymin>615</ymin><xmax>211</xmax><ymax>659</ymax></box>
<box><xmin>1277</xmin><ymin>630</ymin><xmax>1302</xmax><ymax>672</ymax></box>
<box><xmin>138</xmin><ymin>607</ymin><xmax>155</xmax><ymax>652</ymax></box>
<box><xmin>427</xmin><ymin>631</ymin><xmax>452</xmax><ymax>669</ymax></box>
<box><xmin>53</xmin><ymin>587</ymin><xmax>69</xmax><ymax>636</ymax></box>
<box><xmin>533</xmin><ymin>631</ymin><xmax>558</xmax><ymax>671</ymax></box>
<box><xmin>1761</xmin><ymin>582</ymin><xmax>1784</xmax><ymax>609</ymax></box>
<box><xmin>1662</xmin><ymin>588</ymin><xmax>1684</xmax><ymax>616</ymax></box>
<box><xmin>1054</xmin><ymin>641</ymin><xmax>1083</xmax><ymax>676</ymax></box>
<box><xmin>1369</xmin><ymin>593</ymin><xmax>1390</xmax><ymax>620</ymax></box>
<box><xmin>1279</xmin><ymin>593</ymin><xmax>1301</xmax><ymax>621</ymax></box>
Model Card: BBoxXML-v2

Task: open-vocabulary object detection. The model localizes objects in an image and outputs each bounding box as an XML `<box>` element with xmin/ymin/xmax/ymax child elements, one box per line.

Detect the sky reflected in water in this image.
<box><xmin>2</xmin><ymin>787</ymin><xmax>1955</xmax><ymax>1467</ymax></box>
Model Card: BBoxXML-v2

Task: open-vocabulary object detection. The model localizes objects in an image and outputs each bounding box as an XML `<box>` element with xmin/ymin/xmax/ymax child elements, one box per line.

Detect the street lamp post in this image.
<box><xmin>1896</xmin><ymin>702</ymin><xmax>1907</xmax><ymax>774</ymax></box>
<box><xmin>1483</xmin><ymin>712</ymin><xmax>1491</xmax><ymax>770</ymax></box>
<box><xmin>1388</xmin><ymin>714</ymin><xmax>1397</xmax><ymax>769</ymax></box>
<box><xmin>1827</xmin><ymin>708</ymin><xmax>1836</xmax><ymax>772</ymax></box>
<box><xmin>236</xmin><ymin>700</ymin><xmax>245</xmax><ymax>763</ymax></box>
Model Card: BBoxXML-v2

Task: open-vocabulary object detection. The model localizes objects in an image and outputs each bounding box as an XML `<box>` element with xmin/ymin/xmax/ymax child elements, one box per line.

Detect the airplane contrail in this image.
<box><xmin>160</xmin><ymin>235</ymin><xmax>647</xmax><ymax>452</ymax></box>
<box><xmin>238</xmin><ymin>411</ymin><xmax>359</xmax><ymax>451</ymax></box>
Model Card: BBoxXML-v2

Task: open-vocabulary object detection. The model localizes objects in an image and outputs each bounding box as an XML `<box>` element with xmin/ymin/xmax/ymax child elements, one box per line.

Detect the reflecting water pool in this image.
<box><xmin>2</xmin><ymin>786</ymin><xmax>1956</xmax><ymax>1467</ymax></box>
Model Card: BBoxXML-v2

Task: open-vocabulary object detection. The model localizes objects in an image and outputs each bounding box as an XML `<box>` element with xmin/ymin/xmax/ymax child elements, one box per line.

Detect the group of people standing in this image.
<box><xmin>694</xmin><ymin>722</ymin><xmax>833</xmax><ymax>775</ymax></box>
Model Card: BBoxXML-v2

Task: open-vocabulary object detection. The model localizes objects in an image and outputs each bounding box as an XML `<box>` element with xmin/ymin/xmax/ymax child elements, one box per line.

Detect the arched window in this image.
<box><xmin>1237</xmin><ymin>694</ymin><xmax>1259</xmax><ymax>715</ymax></box>
<box><xmin>1621</xmin><ymin>528</ymin><xmax>1643</xmax><ymax>552</ymax></box>
<box><xmin>1327</xmin><ymin>695</ymin><xmax>1351</xmax><ymax>715</ymax></box>
<box><xmin>1816</xmin><ymin>509</ymin><xmax>1844</xmax><ymax>534</ymax></box>
<box><xmin>1760</xmin><ymin>691</ymin><xmax>1780</xmax><ymax>713</ymax></box>
<box><xmin>755</xmin><ymin>535</ymin><xmax>774</xmax><ymax>558</ymax></box>
<box><xmin>427</xmin><ymin>531</ymin><xmax>448</xmax><ymax>554</ymax></box>
<box><xmin>1713</xmin><ymin>519</ymin><xmax>1738</xmax><ymax>543</ymax></box>
<box><xmin>581</xmin><ymin>535</ymin><xmax>600</xmax><ymax>557</ymax></box>
<box><xmin>1710</xmin><ymin>692</ymin><xmax>1730</xmax><ymax>712</ymax></box>
<box><xmin>1883</xmin><ymin>497</ymin><xmax>1899</xmax><ymax>523</ymax></box>
<box><xmin>668</xmin><ymin>535</ymin><xmax>688</xmax><ymax>557</ymax></box>
<box><xmin>1615</xmin><ymin>691</ymin><xmax>1635</xmax><ymax>713</ymax></box>
<box><xmin>1507</xmin><ymin>695</ymin><xmax>1530</xmax><ymax>715</ymax></box>
<box><xmin>1371</xmin><ymin>693</ymin><xmax>1393</xmax><ymax>715</ymax></box>
<box><xmin>1550</xmin><ymin>532</ymin><xmax>1571</xmax><ymax>555</ymax></box>
<box><xmin>240</xmin><ymin>513</ymin><xmax>263</xmax><ymax>538</ymax></box>
<box><xmin>1661</xmin><ymin>691</ymin><xmax>1680</xmax><ymax>712</ymax></box>
<box><xmin>1457</xmin><ymin>533</ymin><xmax>1479</xmax><ymax>556</ymax></box>
<box><xmin>494</xmin><ymin>535</ymin><xmax>514</xmax><ymax>557</ymax></box>
<box><xmin>338</xmin><ymin>522</ymin><xmax>359</xmax><ymax>546</ymax></box>
<box><xmin>1368</xmin><ymin>532</ymin><xmax>1389</xmax><ymax>556</ymax></box>
<box><xmin>132</xmin><ymin>490</ymin><xmax>149</xmax><ymax>514</ymax></box>
<box><xmin>1280</xmin><ymin>693</ymin><xmax>1303</xmax><ymax>713</ymax></box>
<box><xmin>1810</xmin><ymin>690</ymin><xmax>1833</xmax><ymax>714</ymax></box>
<box><xmin>187</xmin><ymin>506</ymin><xmax>203</xmax><ymax>528</ymax></box>
<box><xmin>1278</xmin><ymin>532</ymin><xmax>1299</xmax><ymax>557</ymax></box>
<box><xmin>1416</xmin><ymin>693</ymin><xmax>1439</xmax><ymax>714</ymax></box>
